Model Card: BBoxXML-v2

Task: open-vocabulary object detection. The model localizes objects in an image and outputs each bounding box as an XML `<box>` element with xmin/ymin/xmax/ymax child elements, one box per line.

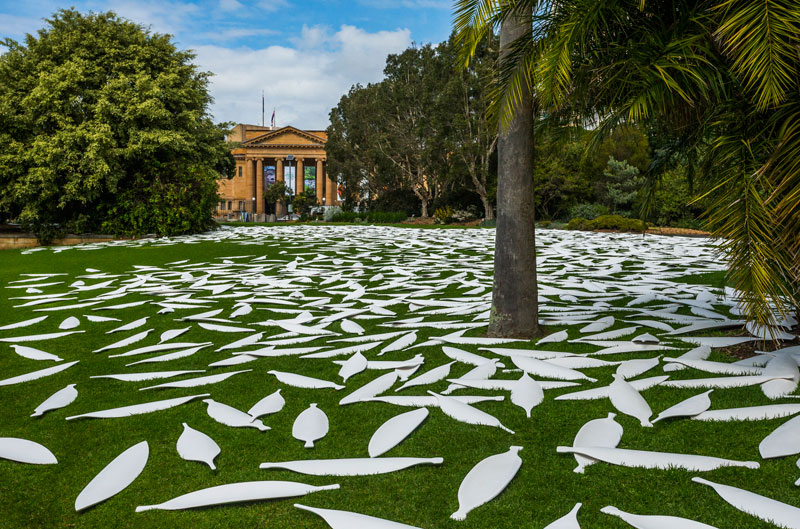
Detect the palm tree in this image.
<box><xmin>454</xmin><ymin>0</ymin><xmax>800</xmax><ymax>332</ymax></box>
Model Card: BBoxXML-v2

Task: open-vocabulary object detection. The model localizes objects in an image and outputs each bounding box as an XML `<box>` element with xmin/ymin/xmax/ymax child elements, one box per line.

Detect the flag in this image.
<box><xmin>271</xmin><ymin>108</ymin><xmax>276</xmax><ymax>128</ymax></box>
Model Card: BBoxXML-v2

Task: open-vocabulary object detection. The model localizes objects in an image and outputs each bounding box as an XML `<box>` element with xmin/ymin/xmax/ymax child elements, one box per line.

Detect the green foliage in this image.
<box><xmin>567</xmin><ymin>215</ymin><xmax>646</xmax><ymax>232</ymax></box>
<box><xmin>370</xmin><ymin>189</ymin><xmax>421</xmax><ymax>217</ymax></box>
<box><xmin>0</xmin><ymin>9</ymin><xmax>233</xmax><ymax>241</ymax></box>
<box><xmin>433</xmin><ymin>206</ymin><xmax>454</xmax><ymax>224</ymax></box>
<box><xmin>568</xmin><ymin>203</ymin><xmax>609</xmax><ymax>220</ymax></box>
<box><xmin>328</xmin><ymin>210</ymin><xmax>407</xmax><ymax>224</ymax></box>
<box><xmin>323</xmin><ymin>206</ymin><xmax>343</xmax><ymax>222</ymax></box>
<box><xmin>290</xmin><ymin>189</ymin><xmax>318</xmax><ymax>217</ymax></box>
<box><xmin>598</xmin><ymin>157</ymin><xmax>644</xmax><ymax>216</ymax></box>
<box><xmin>264</xmin><ymin>181</ymin><xmax>290</xmax><ymax>205</ymax></box>
<box><xmin>329</xmin><ymin>211</ymin><xmax>361</xmax><ymax>223</ymax></box>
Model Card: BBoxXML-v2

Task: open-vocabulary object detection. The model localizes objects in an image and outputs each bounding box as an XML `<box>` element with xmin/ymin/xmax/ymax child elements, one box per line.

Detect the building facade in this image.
<box><xmin>218</xmin><ymin>124</ymin><xmax>336</xmax><ymax>219</ymax></box>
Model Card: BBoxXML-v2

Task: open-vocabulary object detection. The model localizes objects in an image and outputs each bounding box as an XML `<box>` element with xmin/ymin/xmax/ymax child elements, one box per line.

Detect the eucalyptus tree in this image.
<box><xmin>454</xmin><ymin>0</ymin><xmax>800</xmax><ymax>329</ymax></box>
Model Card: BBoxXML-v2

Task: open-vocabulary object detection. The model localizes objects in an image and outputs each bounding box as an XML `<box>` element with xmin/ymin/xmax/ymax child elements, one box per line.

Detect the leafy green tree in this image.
<box><xmin>291</xmin><ymin>189</ymin><xmax>319</xmax><ymax>218</ymax></box>
<box><xmin>598</xmin><ymin>157</ymin><xmax>644</xmax><ymax>216</ymax></box>
<box><xmin>264</xmin><ymin>181</ymin><xmax>290</xmax><ymax>209</ymax></box>
<box><xmin>455</xmin><ymin>0</ymin><xmax>800</xmax><ymax>329</ymax></box>
<box><xmin>0</xmin><ymin>9</ymin><xmax>233</xmax><ymax>241</ymax></box>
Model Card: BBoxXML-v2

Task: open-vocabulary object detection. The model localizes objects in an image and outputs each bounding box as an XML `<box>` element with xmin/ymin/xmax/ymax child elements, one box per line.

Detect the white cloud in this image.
<box><xmin>256</xmin><ymin>0</ymin><xmax>290</xmax><ymax>12</ymax></box>
<box><xmin>93</xmin><ymin>0</ymin><xmax>199</xmax><ymax>36</ymax></box>
<box><xmin>219</xmin><ymin>0</ymin><xmax>245</xmax><ymax>10</ymax></box>
<box><xmin>200</xmin><ymin>27</ymin><xmax>280</xmax><ymax>41</ymax></box>
<box><xmin>193</xmin><ymin>24</ymin><xmax>411</xmax><ymax>129</ymax></box>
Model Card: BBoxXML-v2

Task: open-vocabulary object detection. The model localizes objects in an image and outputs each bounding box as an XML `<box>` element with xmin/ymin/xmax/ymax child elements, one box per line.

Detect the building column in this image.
<box><xmin>244</xmin><ymin>158</ymin><xmax>253</xmax><ymax>215</ymax></box>
<box><xmin>296</xmin><ymin>158</ymin><xmax>304</xmax><ymax>197</ymax></box>
<box><xmin>316</xmin><ymin>159</ymin><xmax>324</xmax><ymax>204</ymax></box>
<box><xmin>255</xmin><ymin>158</ymin><xmax>264</xmax><ymax>215</ymax></box>
<box><xmin>326</xmin><ymin>164</ymin><xmax>337</xmax><ymax>206</ymax></box>
<box><xmin>275</xmin><ymin>158</ymin><xmax>287</xmax><ymax>218</ymax></box>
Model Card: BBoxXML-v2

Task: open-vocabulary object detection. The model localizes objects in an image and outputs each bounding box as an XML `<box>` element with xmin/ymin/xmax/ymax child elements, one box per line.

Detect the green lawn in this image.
<box><xmin>0</xmin><ymin>225</ymin><xmax>797</xmax><ymax>529</ymax></box>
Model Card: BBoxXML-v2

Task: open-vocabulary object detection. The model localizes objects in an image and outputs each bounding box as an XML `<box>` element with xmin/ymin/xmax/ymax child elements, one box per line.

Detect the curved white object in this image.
<box><xmin>140</xmin><ymin>370</ymin><xmax>251</xmax><ymax>390</ymax></box>
<box><xmin>127</xmin><ymin>345</ymin><xmax>207</xmax><ymax>366</ymax></box>
<box><xmin>601</xmin><ymin>505</ymin><xmax>719</xmax><ymax>528</ymax></box>
<box><xmin>93</xmin><ymin>329</ymin><xmax>153</xmax><ymax>352</ymax></box>
<box><xmin>652</xmin><ymin>390</ymin><xmax>713</xmax><ymax>423</ymax></box>
<box><xmin>662</xmin><ymin>375</ymin><xmax>788</xmax><ymax>389</ymax></box>
<box><xmin>0</xmin><ymin>360</ymin><xmax>79</xmax><ymax>387</ymax></box>
<box><xmin>301</xmin><ymin>342</ymin><xmax>383</xmax><ymax>359</ymax></box>
<box><xmin>295</xmin><ymin>503</ymin><xmax>422</xmax><ymax>529</ymax></box>
<box><xmin>136</xmin><ymin>481</ymin><xmax>340</xmax><ymax>512</ymax></box>
<box><xmin>581</xmin><ymin>316</ymin><xmax>614</xmax><ymax>333</ymax></box>
<box><xmin>75</xmin><ymin>441</ymin><xmax>149</xmax><ymax>511</ymax></box>
<box><xmin>268</xmin><ymin>370</ymin><xmax>344</xmax><ymax>390</ymax></box>
<box><xmin>543</xmin><ymin>503</ymin><xmax>582</xmax><ymax>529</ymax></box>
<box><xmin>759</xmin><ymin>414</ymin><xmax>800</xmax><ymax>459</ymax></box>
<box><xmin>260</xmin><ymin>457</ymin><xmax>443</xmax><ymax>476</ymax></box>
<box><xmin>480</xmin><ymin>347</ymin><xmax>574</xmax><ymax>360</ymax></box>
<box><xmin>572</xmin><ymin>413</ymin><xmax>623</xmax><ymax>473</ymax></box>
<box><xmin>663</xmin><ymin>346</ymin><xmax>711</xmax><ymax>372</ymax></box>
<box><xmin>379</xmin><ymin>331</ymin><xmax>417</xmax><ymax>355</ymax></box>
<box><xmin>248</xmin><ymin>389</ymin><xmax>285</xmax><ymax>420</ymax></box>
<box><xmin>692</xmin><ymin>477</ymin><xmax>800</xmax><ymax>529</ymax></box>
<box><xmin>59</xmin><ymin>316</ymin><xmax>80</xmax><ymax>330</ymax></box>
<box><xmin>451</xmin><ymin>446</ymin><xmax>522</xmax><ymax>520</ymax></box>
<box><xmin>216</xmin><ymin>332</ymin><xmax>264</xmax><ymax>351</ymax></box>
<box><xmin>108</xmin><ymin>341</ymin><xmax>213</xmax><ymax>358</ymax></box>
<box><xmin>395</xmin><ymin>361</ymin><xmax>455</xmax><ymax>392</ymax></box>
<box><xmin>203</xmin><ymin>399</ymin><xmax>269</xmax><ymax>431</ymax></box>
<box><xmin>429</xmin><ymin>391</ymin><xmax>514</xmax><ymax>433</ymax></box>
<box><xmin>0</xmin><ymin>315</ymin><xmax>48</xmax><ymax>330</ymax></box>
<box><xmin>32</xmin><ymin>384</ymin><xmax>78</xmax><ymax>417</ymax></box>
<box><xmin>0</xmin><ymin>437</ymin><xmax>57</xmax><ymax>464</ymax></box>
<box><xmin>446</xmin><ymin>379</ymin><xmax>577</xmax><ymax>392</ymax></box>
<box><xmin>632</xmin><ymin>333</ymin><xmax>660</xmax><ymax>344</ymax></box>
<box><xmin>66</xmin><ymin>394</ymin><xmax>209</xmax><ymax>420</ymax></box>
<box><xmin>340</xmin><ymin>372</ymin><xmax>399</xmax><ymax>405</ymax></box>
<box><xmin>176</xmin><ymin>423</ymin><xmax>220</xmax><ymax>470</ymax></box>
<box><xmin>0</xmin><ymin>330</ymin><xmax>85</xmax><ymax>343</ymax></box>
<box><xmin>661</xmin><ymin>357</ymin><xmax>763</xmax><ymax>376</ymax></box>
<box><xmin>558</xmin><ymin>446</ymin><xmax>759</xmax><ymax>471</ymax></box>
<box><xmin>368</xmin><ymin>408</ymin><xmax>429</xmax><ymax>457</ymax></box>
<box><xmin>616</xmin><ymin>357</ymin><xmax>660</xmax><ymax>379</ymax></box>
<box><xmin>10</xmin><ymin>344</ymin><xmax>62</xmax><ymax>362</ymax></box>
<box><xmin>197</xmin><ymin>322</ymin><xmax>255</xmax><ymax>333</ymax></box>
<box><xmin>91</xmin><ymin>370</ymin><xmax>204</xmax><ymax>382</ymax></box>
<box><xmin>692</xmin><ymin>404</ymin><xmax>800</xmax><ymax>422</ymax></box>
<box><xmin>761</xmin><ymin>355</ymin><xmax>800</xmax><ymax>400</ymax></box>
<box><xmin>510</xmin><ymin>373</ymin><xmax>543</xmax><ymax>418</ymax></box>
<box><xmin>107</xmin><ymin>317</ymin><xmax>148</xmax><ymax>334</ymax></box>
<box><xmin>338</xmin><ymin>352</ymin><xmax>367</xmax><ymax>382</ymax></box>
<box><xmin>442</xmin><ymin>346</ymin><xmax>501</xmax><ymax>367</ymax></box>
<box><xmin>159</xmin><ymin>327</ymin><xmax>190</xmax><ymax>343</ymax></box>
<box><xmin>293</xmin><ymin>403</ymin><xmax>329</xmax><ymax>448</ymax></box>
<box><xmin>609</xmin><ymin>375</ymin><xmax>653</xmax><ymax>427</ymax></box>
<box><xmin>341</xmin><ymin>319</ymin><xmax>365</xmax><ymax>335</ymax></box>
<box><xmin>370</xmin><ymin>395</ymin><xmax>505</xmax><ymax>407</ymax></box>
<box><xmin>511</xmin><ymin>356</ymin><xmax>596</xmax><ymax>382</ymax></box>
<box><xmin>538</xmin><ymin>330</ymin><xmax>568</xmax><ymax>344</ymax></box>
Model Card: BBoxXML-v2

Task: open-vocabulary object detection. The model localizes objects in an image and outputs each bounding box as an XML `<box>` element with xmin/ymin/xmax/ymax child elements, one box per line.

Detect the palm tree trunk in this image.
<box><xmin>487</xmin><ymin>5</ymin><xmax>539</xmax><ymax>338</ymax></box>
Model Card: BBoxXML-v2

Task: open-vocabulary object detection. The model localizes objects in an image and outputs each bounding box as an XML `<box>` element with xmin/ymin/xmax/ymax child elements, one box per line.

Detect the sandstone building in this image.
<box><xmin>218</xmin><ymin>124</ymin><xmax>336</xmax><ymax>219</ymax></box>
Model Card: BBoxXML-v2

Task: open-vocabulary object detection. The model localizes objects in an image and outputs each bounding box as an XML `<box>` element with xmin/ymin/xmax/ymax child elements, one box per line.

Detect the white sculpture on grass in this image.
<box><xmin>248</xmin><ymin>389</ymin><xmax>285</xmax><ymax>421</ymax></box>
<box><xmin>600</xmin><ymin>506</ymin><xmax>719</xmax><ymax>528</ymax></box>
<box><xmin>510</xmin><ymin>373</ymin><xmax>543</xmax><ymax>417</ymax></box>
<box><xmin>0</xmin><ymin>361</ymin><xmax>79</xmax><ymax>387</ymax></box>
<box><xmin>557</xmin><ymin>446</ymin><xmax>759</xmax><ymax>471</ymax></box>
<box><xmin>176</xmin><ymin>423</ymin><xmax>220</xmax><ymax>470</ymax></box>
<box><xmin>260</xmin><ymin>457</ymin><xmax>443</xmax><ymax>476</ymax></box>
<box><xmin>75</xmin><ymin>441</ymin><xmax>149</xmax><ymax>511</ymax></box>
<box><xmin>429</xmin><ymin>391</ymin><xmax>514</xmax><ymax>433</ymax></box>
<box><xmin>293</xmin><ymin>403</ymin><xmax>329</xmax><ymax>448</ymax></box>
<box><xmin>9</xmin><ymin>344</ymin><xmax>62</xmax><ymax>362</ymax></box>
<box><xmin>692</xmin><ymin>477</ymin><xmax>800</xmax><ymax>529</ymax></box>
<box><xmin>543</xmin><ymin>503</ymin><xmax>582</xmax><ymax>529</ymax></box>
<box><xmin>759</xmin><ymin>414</ymin><xmax>800</xmax><ymax>459</ymax></box>
<box><xmin>295</xmin><ymin>503</ymin><xmax>422</xmax><ymax>529</ymax></box>
<box><xmin>609</xmin><ymin>374</ymin><xmax>653</xmax><ymax>427</ymax></box>
<box><xmin>31</xmin><ymin>384</ymin><xmax>78</xmax><ymax>417</ymax></box>
<box><xmin>136</xmin><ymin>481</ymin><xmax>340</xmax><ymax>512</ymax></box>
<box><xmin>451</xmin><ymin>446</ymin><xmax>522</xmax><ymax>521</ymax></box>
<box><xmin>652</xmin><ymin>390</ymin><xmax>713</xmax><ymax>423</ymax></box>
<box><xmin>66</xmin><ymin>394</ymin><xmax>209</xmax><ymax>420</ymax></box>
<box><xmin>203</xmin><ymin>399</ymin><xmax>270</xmax><ymax>431</ymax></box>
<box><xmin>268</xmin><ymin>370</ymin><xmax>344</xmax><ymax>390</ymax></box>
<box><xmin>571</xmin><ymin>413</ymin><xmax>623</xmax><ymax>473</ymax></box>
<box><xmin>0</xmin><ymin>437</ymin><xmax>57</xmax><ymax>465</ymax></box>
<box><xmin>368</xmin><ymin>408</ymin><xmax>429</xmax><ymax>457</ymax></box>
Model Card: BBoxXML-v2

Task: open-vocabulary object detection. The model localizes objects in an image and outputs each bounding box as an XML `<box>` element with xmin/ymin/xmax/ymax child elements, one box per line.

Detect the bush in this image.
<box><xmin>591</xmin><ymin>214</ymin><xmax>646</xmax><ymax>232</ymax></box>
<box><xmin>569</xmin><ymin>203</ymin><xmax>609</xmax><ymax>220</ymax></box>
<box><xmin>451</xmin><ymin>206</ymin><xmax>480</xmax><ymax>222</ymax></box>
<box><xmin>330</xmin><ymin>211</ymin><xmax>361</xmax><ymax>223</ymax></box>
<box><xmin>433</xmin><ymin>206</ymin><xmax>454</xmax><ymax>224</ymax></box>
<box><xmin>480</xmin><ymin>218</ymin><xmax>496</xmax><ymax>228</ymax></box>
<box><xmin>567</xmin><ymin>217</ymin><xmax>591</xmax><ymax>230</ymax></box>
<box><xmin>323</xmin><ymin>206</ymin><xmax>343</xmax><ymax>222</ymax></box>
<box><xmin>366</xmin><ymin>211</ymin><xmax>406</xmax><ymax>223</ymax></box>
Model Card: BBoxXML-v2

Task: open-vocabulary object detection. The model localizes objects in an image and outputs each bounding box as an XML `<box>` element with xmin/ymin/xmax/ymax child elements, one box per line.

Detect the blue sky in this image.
<box><xmin>0</xmin><ymin>0</ymin><xmax>454</xmax><ymax>128</ymax></box>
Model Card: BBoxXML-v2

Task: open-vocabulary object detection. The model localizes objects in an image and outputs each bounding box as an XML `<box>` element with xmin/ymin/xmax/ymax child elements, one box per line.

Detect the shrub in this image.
<box><xmin>370</xmin><ymin>189</ymin><xmax>421</xmax><ymax>217</ymax></box>
<box><xmin>480</xmin><ymin>218</ymin><xmax>496</xmax><ymax>228</ymax></box>
<box><xmin>567</xmin><ymin>217</ymin><xmax>591</xmax><ymax>230</ymax></box>
<box><xmin>569</xmin><ymin>203</ymin><xmax>609</xmax><ymax>220</ymax></box>
<box><xmin>591</xmin><ymin>214</ymin><xmax>647</xmax><ymax>232</ymax></box>
<box><xmin>451</xmin><ymin>206</ymin><xmax>480</xmax><ymax>222</ymax></box>
<box><xmin>433</xmin><ymin>206</ymin><xmax>454</xmax><ymax>224</ymax></box>
<box><xmin>324</xmin><ymin>206</ymin><xmax>343</xmax><ymax>222</ymax></box>
<box><xmin>330</xmin><ymin>211</ymin><xmax>361</xmax><ymax>223</ymax></box>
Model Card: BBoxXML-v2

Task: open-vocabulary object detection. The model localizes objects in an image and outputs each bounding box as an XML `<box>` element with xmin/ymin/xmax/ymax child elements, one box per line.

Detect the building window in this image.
<box><xmin>238</xmin><ymin>166</ymin><xmax>243</xmax><ymax>177</ymax></box>
<box><xmin>238</xmin><ymin>200</ymin><xmax>245</xmax><ymax>211</ymax></box>
<box><xmin>227</xmin><ymin>200</ymin><xmax>232</xmax><ymax>210</ymax></box>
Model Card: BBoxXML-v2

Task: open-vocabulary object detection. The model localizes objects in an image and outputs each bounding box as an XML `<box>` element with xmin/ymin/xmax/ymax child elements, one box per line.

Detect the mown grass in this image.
<box><xmin>0</xmin><ymin>230</ymin><xmax>797</xmax><ymax>529</ymax></box>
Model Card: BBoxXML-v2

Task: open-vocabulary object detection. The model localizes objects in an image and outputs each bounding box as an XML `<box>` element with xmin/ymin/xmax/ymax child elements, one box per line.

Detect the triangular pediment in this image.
<box><xmin>243</xmin><ymin>126</ymin><xmax>326</xmax><ymax>147</ymax></box>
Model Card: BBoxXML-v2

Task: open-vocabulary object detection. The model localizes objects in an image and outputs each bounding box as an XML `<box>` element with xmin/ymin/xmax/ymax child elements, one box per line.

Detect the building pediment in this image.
<box><xmin>243</xmin><ymin>126</ymin><xmax>327</xmax><ymax>147</ymax></box>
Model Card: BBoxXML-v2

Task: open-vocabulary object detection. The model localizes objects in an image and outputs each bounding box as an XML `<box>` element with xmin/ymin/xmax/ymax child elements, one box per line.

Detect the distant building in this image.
<box><xmin>219</xmin><ymin>124</ymin><xmax>336</xmax><ymax>219</ymax></box>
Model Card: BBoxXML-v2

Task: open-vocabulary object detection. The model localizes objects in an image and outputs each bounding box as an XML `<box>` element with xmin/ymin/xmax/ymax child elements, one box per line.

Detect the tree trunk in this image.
<box><xmin>481</xmin><ymin>194</ymin><xmax>494</xmax><ymax>220</ymax></box>
<box><xmin>488</xmin><ymin>6</ymin><xmax>539</xmax><ymax>338</ymax></box>
<box><xmin>421</xmin><ymin>199</ymin><xmax>428</xmax><ymax>218</ymax></box>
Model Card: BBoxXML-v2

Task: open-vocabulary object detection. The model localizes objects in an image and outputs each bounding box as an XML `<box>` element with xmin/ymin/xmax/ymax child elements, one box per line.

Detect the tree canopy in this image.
<box><xmin>0</xmin><ymin>9</ymin><xmax>233</xmax><ymax>241</ymax></box>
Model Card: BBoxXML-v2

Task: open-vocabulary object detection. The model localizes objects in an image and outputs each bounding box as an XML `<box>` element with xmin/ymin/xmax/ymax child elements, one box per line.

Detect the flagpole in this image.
<box><xmin>261</xmin><ymin>90</ymin><xmax>265</xmax><ymax>127</ymax></box>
